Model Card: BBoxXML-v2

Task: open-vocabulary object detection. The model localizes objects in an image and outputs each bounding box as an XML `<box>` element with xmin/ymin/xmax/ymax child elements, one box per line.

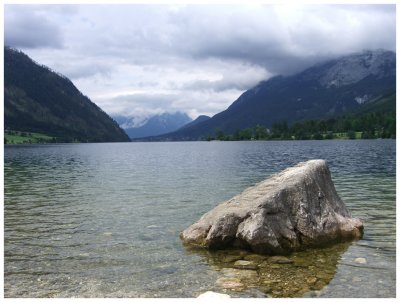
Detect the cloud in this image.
<box><xmin>4</xmin><ymin>5</ymin><xmax>66</xmax><ymax>49</ymax></box>
<box><xmin>52</xmin><ymin>56</ymin><xmax>114</xmax><ymax>80</ymax></box>
<box><xmin>97</xmin><ymin>93</ymin><xmax>179</xmax><ymax>117</ymax></box>
<box><xmin>164</xmin><ymin>4</ymin><xmax>396</xmax><ymax>74</ymax></box>
<box><xmin>4</xmin><ymin>4</ymin><xmax>396</xmax><ymax>121</ymax></box>
<box><xmin>97</xmin><ymin>87</ymin><xmax>243</xmax><ymax>121</ymax></box>
<box><xmin>182</xmin><ymin>60</ymin><xmax>271</xmax><ymax>92</ymax></box>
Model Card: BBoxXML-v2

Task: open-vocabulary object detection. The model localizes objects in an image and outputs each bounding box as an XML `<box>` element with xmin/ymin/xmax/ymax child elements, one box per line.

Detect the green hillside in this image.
<box><xmin>210</xmin><ymin>93</ymin><xmax>396</xmax><ymax>141</ymax></box>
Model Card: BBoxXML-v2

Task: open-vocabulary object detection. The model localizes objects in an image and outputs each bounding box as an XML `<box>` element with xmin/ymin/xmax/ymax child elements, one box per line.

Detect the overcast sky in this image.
<box><xmin>4</xmin><ymin>4</ymin><xmax>396</xmax><ymax>121</ymax></box>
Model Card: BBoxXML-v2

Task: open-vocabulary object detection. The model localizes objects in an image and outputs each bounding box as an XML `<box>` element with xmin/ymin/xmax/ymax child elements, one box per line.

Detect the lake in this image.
<box><xmin>4</xmin><ymin>140</ymin><xmax>396</xmax><ymax>298</ymax></box>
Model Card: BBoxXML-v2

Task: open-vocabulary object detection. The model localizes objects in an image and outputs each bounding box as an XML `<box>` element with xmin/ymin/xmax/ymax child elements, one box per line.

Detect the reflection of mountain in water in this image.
<box><xmin>185</xmin><ymin>242</ymin><xmax>351</xmax><ymax>298</ymax></box>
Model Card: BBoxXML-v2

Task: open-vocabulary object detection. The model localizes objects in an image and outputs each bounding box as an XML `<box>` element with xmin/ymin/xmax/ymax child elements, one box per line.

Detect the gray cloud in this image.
<box><xmin>182</xmin><ymin>62</ymin><xmax>270</xmax><ymax>92</ymax></box>
<box><xmin>53</xmin><ymin>58</ymin><xmax>114</xmax><ymax>80</ymax></box>
<box><xmin>4</xmin><ymin>4</ymin><xmax>396</xmax><ymax>120</ymax></box>
<box><xmin>98</xmin><ymin>93</ymin><xmax>179</xmax><ymax>117</ymax></box>
<box><xmin>61</xmin><ymin>64</ymin><xmax>112</xmax><ymax>80</ymax></box>
<box><xmin>164</xmin><ymin>5</ymin><xmax>396</xmax><ymax>74</ymax></box>
<box><xmin>5</xmin><ymin>5</ymin><xmax>65</xmax><ymax>49</ymax></box>
<box><xmin>97</xmin><ymin>87</ymin><xmax>244</xmax><ymax>121</ymax></box>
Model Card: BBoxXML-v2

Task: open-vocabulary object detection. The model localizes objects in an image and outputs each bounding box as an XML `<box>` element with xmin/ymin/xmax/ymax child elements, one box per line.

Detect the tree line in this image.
<box><xmin>209</xmin><ymin>111</ymin><xmax>396</xmax><ymax>141</ymax></box>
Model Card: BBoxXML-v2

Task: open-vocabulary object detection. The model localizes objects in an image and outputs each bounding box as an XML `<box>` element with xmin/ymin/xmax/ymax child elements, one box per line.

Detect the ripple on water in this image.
<box><xmin>4</xmin><ymin>140</ymin><xmax>396</xmax><ymax>298</ymax></box>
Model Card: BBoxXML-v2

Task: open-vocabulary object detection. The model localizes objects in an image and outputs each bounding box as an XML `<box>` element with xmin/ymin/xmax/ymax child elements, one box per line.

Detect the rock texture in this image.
<box><xmin>181</xmin><ymin>160</ymin><xmax>363</xmax><ymax>254</ymax></box>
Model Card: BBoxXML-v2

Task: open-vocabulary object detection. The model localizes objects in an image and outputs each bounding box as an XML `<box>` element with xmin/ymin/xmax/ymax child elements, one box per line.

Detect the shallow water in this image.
<box><xmin>4</xmin><ymin>140</ymin><xmax>396</xmax><ymax>297</ymax></box>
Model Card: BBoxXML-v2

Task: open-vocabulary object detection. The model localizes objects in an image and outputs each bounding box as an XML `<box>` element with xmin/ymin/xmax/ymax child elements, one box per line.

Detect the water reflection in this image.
<box><xmin>185</xmin><ymin>242</ymin><xmax>352</xmax><ymax>298</ymax></box>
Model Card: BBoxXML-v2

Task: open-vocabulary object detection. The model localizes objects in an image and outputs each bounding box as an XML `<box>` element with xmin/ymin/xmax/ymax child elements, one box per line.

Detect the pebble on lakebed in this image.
<box><xmin>233</xmin><ymin>260</ymin><xmax>258</xmax><ymax>270</ymax></box>
<box><xmin>268</xmin><ymin>256</ymin><xmax>294</xmax><ymax>264</ymax></box>
<box><xmin>215</xmin><ymin>277</ymin><xmax>244</xmax><ymax>289</ymax></box>
<box><xmin>354</xmin><ymin>257</ymin><xmax>367</xmax><ymax>264</ymax></box>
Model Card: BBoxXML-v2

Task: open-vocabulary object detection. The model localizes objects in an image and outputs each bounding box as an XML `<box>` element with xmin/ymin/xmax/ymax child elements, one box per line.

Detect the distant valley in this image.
<box><xmin>113</xmin><ymin>112</ymin><xmax>192</xmax><ymax>139</ymax></box>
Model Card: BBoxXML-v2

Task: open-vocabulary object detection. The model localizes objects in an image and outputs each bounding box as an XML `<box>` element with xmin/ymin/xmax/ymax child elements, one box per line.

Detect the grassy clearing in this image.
<box><xmin>5</xmin><ymin>131</ymin><xmax>55</xmax><ymax>144</ymax></box>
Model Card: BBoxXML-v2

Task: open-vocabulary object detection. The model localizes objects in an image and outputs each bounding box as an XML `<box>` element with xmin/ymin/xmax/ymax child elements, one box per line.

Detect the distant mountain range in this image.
<box><xmin>5</xmin><ymin>47</ymin><xmax>395</xmax><ymax>143</ymax></box>
<box><xmin>114</xmin><ymin>112</ymin><xmax>192</xmax><ymax>139</ymax></box>
<box><xmin>149</xmin><ymin>49</ymin><xmax>395</xmax><ymax>141</ymax></box>
<box><xmin>4</xmin><ymin>47</ymin><xmax>130</xmax><ymax>142</ymax></box>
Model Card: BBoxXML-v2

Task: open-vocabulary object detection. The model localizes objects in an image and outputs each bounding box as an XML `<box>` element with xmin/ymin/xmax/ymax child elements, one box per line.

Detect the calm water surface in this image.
<box><xmin>4</xmin><ymin>140</ymin><xmax>396</xmax><ymax>297</ymax></box>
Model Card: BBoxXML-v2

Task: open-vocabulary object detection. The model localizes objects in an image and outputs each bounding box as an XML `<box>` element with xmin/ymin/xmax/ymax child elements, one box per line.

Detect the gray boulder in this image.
<box><xmin>181</xmin><ymin>160</ymin><xmax>363</xmax><ymax>255</ymax></box>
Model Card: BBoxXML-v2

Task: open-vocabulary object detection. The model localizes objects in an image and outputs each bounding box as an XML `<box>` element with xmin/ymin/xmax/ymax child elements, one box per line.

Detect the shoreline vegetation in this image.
<box><xmin>208</xmin><ymin>111</ymin><xmax>395</xmax><ymax>141</ymax></box>
<box><xmin>4</xmin><ymin>111</ymin><xmax>395</xmax><ymax>144</ymax></box>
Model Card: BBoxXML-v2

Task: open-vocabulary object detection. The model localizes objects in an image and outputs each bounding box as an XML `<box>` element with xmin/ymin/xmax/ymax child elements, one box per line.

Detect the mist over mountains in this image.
<box><xmin>148</xmin><ymin>49</ymin><xmax>395</xmax><ymax>141</ymax></box>
<box><xmin>113</xmin><ymin>112</ymin><xmax>192</xmax><ymax>139</ymax></box>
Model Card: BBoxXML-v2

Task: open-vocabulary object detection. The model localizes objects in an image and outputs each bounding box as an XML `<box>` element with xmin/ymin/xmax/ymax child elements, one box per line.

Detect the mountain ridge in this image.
<box><xmin>179</xmin><ymin>115</ymin><xmax>211</xmax><ymax>130</ymax></box>
<box><xmin>148</xmin><ymin>49</ymin><xmax>395</xmax><ymax>141</ymax></box>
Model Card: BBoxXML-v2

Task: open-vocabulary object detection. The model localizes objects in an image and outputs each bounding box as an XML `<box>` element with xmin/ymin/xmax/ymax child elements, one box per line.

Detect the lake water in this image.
<box><xmin>4</xmin><ymin>140</ymin><xmax>396</xmax><ymax>298</ymax></box>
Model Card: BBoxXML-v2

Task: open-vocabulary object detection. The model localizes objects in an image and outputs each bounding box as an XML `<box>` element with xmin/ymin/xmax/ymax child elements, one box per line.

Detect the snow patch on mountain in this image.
<box><xmin>354</xmin><ymin>95</ymin><xmax>369</xmax><ymax>105</ymax></box>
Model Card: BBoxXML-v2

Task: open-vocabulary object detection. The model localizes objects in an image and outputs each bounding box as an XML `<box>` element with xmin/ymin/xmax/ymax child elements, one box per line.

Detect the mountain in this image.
<box><xmin>115</xmin><ymin>112</ymin><xmax>192</xmax><ymax>139</ymax></box>
<box><xmin>179</xmin><ymin>115</ymin><xmax>211</xmax><ymax>129</ymax></box>
<box><xmin>4</xmin><ymin>47</ymin><xmax>130</xmax><ymax>142</ymax></box>
<box><xmin>154</xmin><ymin>49</ymin><xmax>395</xmax><ymax>141</ymax></box>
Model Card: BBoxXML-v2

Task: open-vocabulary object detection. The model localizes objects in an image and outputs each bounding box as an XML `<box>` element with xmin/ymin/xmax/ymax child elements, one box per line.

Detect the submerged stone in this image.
<box><xmin>243</xmin><ymin>254</ymin><xmax>268</xmax><ymax>262</ymax></box>
<box><xmin>180</xmin><ymin>160</ymin><xmax>363</xmax><ymax>255</ymax></box>
<box><xmin>268</xmin><ymin>256</ymin><xmax>294</xmax><ymax>264</ymax></box>
<box><xmin>220</xmin><ymin>267</ymin><xmax>258</xmax><ymax>279</ymax></box>
<box><xmin>220</xmin><ymin>255</ymin><xmax>243</xmax><ymax>263</ymax></box>
<box><xmin>220</xmin><ymin>268</ymin><xmax>239</xmax><ymax>278</ymax></box>
<box><xmin>354</xmin><ymin>257</ymin><xmax>367</xmax><ymax>264</ymax></box>
<box><xmin>215</xmin><ymin>277</ymin><xmax>244</xmax><ymax>289</ymax></box>
<box><xmin>233</xmin><ymin>260</ymin><xmax>257</xmax><ymax>270</ymax></box>
<box><xmin>306</xmin><ymin>277</ymin><xmax>318</xmax><ymax>285</ymax></box>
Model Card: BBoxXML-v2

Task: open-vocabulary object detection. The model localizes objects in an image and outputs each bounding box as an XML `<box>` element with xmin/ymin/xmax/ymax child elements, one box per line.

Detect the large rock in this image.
<box><xmin>180</xmin><ymin>160</ymin><xmax>363</xmax><ymax>255</ymax></box>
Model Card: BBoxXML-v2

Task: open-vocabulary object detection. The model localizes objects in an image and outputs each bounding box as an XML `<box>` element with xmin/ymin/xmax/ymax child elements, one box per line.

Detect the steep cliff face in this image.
<box><xmin>4</xmin><ymin>47</ymin><xmax>130</xmax><ymax>142</ymax></box>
